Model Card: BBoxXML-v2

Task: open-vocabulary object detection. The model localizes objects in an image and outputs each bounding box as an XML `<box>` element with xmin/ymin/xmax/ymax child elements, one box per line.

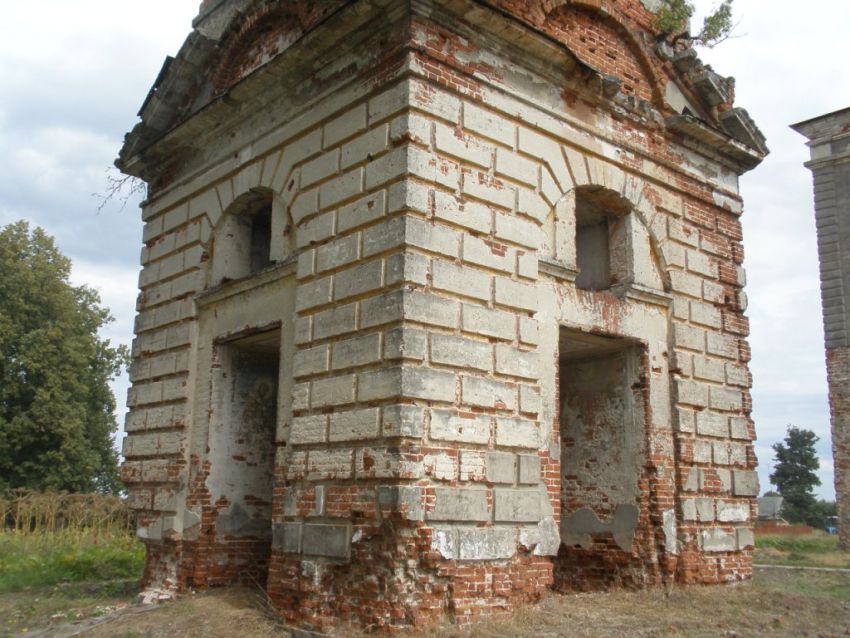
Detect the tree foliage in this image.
<box><xmin>0</xmin><ymin>221</ymin><xmax>128</xmax><ymax>494</ymax></box>
<box><xmin>769</xmin><ymin>426</ymin><xmax>822</xmax><ymax>526</ymax></box>
<box><xmin>654</xmin><ymin>0</ymin><xmax>735</xmax><ymax>47</ymax></box>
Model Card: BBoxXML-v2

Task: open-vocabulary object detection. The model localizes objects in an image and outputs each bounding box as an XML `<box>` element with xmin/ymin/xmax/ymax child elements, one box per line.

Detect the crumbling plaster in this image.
<box><xmin>120</xmin><ymin>0</ymin><xmax>764</xmax><ymax>630</ymax></box>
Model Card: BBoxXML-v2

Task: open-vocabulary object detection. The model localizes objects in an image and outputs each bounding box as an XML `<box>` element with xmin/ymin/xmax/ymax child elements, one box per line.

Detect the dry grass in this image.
<box><xmin>57</xmin><ymin>568</ymin><xmax>849</xmax><ymax>638</ymax></box>
<box><xmin>4</xmin><ymin>513</ymin><xmax>847</xmax><ymax>637</ymax></box>
<box><xmin>0</xmin><ymin>490</ymin><xmax>134</xmax><ymax>536</ymax></box>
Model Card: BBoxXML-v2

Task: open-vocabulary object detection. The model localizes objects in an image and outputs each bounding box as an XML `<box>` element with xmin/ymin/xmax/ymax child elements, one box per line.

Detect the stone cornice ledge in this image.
<box><xmin>610</xmin><ymin>282</ymin><xmax>673</xmax><ymax>308</ymax></box>
<box><xmin>539</xmin><ymin>258</ymin><xmax>578</xmax><ymax>283</ymax></box>
<box><xmin>195</xmin><ymin>258</ymin><xmax>296</xmax><ymax>308</ymax></box>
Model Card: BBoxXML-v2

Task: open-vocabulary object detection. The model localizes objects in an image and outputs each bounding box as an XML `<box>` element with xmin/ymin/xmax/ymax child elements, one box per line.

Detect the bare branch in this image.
<box><xmin>93</xmin><ymin>167</ymin><xmax>147</xmax><ymax>214</ymax></box>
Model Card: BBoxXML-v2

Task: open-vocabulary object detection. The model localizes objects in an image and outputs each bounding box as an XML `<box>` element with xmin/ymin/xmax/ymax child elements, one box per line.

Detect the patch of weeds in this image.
<box><xmin>757</xmin><ymin>570</ymin><xmax>850</xmax><ymax>600</ymax></box>
<box><xmin>0</xmin><ymin>531</ymin><xmax>144</xmax><ymax>592</ymax></box>
<box><xmin>756</xmin><ymin>535</ymin><xmax>838</xmax><ymax>554</ymax></box>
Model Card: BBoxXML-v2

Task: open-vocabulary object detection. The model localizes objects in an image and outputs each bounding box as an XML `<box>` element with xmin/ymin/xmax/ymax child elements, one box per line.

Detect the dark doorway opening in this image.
<box><xmin>556</xmin><ymin>328</ymin><xmax>651</xmax><ymax>589</ymax></box>
<box><xmin>207</xmin><ymin>327</ymin><xmax>280</xmax><ymax>587</ymax></box>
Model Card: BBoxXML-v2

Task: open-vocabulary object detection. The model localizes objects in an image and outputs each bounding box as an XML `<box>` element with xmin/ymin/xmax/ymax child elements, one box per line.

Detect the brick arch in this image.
<box><xmin>206</xmin><ymin>179</ymin><xmax>296</xmax><ymax>288</ymax></box>
<box><xmin>545</xmin><ymin>2</ymin><xmax>665</xmax><ymax>109</ymax></box>
<box><xmin>540</xmin><ymin>148</ymin><xmax>673</xmax><ymax>293</ymax></box>
<box><xmin>211</xmin><ymin>1</ymin><xmax>335</xmax><ymax>95</ymax></box>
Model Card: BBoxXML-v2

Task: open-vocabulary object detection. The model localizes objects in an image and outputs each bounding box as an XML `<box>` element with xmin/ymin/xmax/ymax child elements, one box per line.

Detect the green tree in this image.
<box><xmin>769</xmin><ymin>426</ymin><xmax>821</xmax><ymax>526</ymax></box>
<box><xmin>0</xmin><ymin>221</ymin><xmax>128</xmax><ymax>494</ymax></box>
<box><xmin>654</xmin><ymin>0</ymin><xmax>735</xmax><ymax>47</ymax></box>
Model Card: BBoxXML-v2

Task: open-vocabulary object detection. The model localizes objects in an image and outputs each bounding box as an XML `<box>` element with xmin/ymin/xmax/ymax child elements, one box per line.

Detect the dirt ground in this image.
<box><xmin>7</xmin><ymin>567</ymin><xmax>849</xmax><ymax>638</ymax></box>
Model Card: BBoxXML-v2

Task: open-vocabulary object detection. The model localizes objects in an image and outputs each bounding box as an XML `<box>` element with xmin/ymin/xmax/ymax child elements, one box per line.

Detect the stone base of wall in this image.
<box><xmin>264</xmin><ymin>526</ymin><xmax>556</xmax><ymax>631</ymax></box>
<box><xmin>677</xmin><ymin>550</ymin><xmax>753</xmax><ymax>584</ymax></box>
<box><xmin>138</xmin><ymin>534</ymin><xmax>752</xmax><ymax>629</ymax></box>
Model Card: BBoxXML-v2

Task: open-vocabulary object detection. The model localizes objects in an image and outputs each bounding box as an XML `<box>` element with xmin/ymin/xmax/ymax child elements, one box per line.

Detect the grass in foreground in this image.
<box><xmin>0</xmin><ymin>530</ymin><xmax>143</xmax><ymax>636</ymax></box>
<box><xmin>68</xmin><ymin>569</ymin><xmax>850</xmax><ymax>638</ymax></box>
<box><xmin>0</xmin><ymin>530</ymin><xmax>145</xmax><ymax>592</ymax></box>
<box><xmin>754</xmin><ymin>533</ymin><xmax>850</xmax><ymax>569</ymax></box>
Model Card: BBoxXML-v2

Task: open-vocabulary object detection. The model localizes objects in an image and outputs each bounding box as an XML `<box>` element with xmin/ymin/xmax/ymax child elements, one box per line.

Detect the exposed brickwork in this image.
<box><xmin>118</xmin><ymin>0</ymin><xmax>765</xmax><ymax>630</ymax></box>
<box><xmin>827</xmin><ymin>347</ymin><xmax>850</xmax><ymax>549</ymax></box>
<box><xmin>793</xmin><ymin>108</ymin><xmax>850</xmax><ymax>551</ymax></box>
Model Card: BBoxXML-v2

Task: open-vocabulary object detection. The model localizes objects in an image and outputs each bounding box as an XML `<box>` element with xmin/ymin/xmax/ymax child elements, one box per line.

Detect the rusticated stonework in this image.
<box><xmin>793</xmin><ymin>108</ymin><xmax>850</xmax><ymax>551</ymax></box>
<box><xmin>118</xmin><ymin>0</ymin><xmax>767</xmax><ymax>631</ymax></box>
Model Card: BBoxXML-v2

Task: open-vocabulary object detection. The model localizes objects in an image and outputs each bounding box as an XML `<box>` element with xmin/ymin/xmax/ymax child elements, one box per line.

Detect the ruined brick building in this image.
<box><xmin>117</xmin><ymin>0</ymin><xmax>767</xmax><ymax>630</ymax></box>
<box><xmin>793</xmin><ymin>108</ymin><xmax>850</xmax><ymax>550</ymax></box>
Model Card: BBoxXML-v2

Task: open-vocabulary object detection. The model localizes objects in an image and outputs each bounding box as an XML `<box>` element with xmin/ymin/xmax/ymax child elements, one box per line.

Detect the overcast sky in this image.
<box><xmin>1</xmin><ymin>1</ymin><xmax>848</xmax><ymax>499</ymax></box>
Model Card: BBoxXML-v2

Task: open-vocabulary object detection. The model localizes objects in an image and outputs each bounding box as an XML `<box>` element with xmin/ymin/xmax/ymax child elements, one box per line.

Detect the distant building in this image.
<box><xmin>757</xmin><ymin>495</ymin><xmax>784</xmax><ymax>522</ymax></box>
<box><xmin>792</xmin><ymin>108</ymin><xmax>850</xmax><ymax>551</ymax></box>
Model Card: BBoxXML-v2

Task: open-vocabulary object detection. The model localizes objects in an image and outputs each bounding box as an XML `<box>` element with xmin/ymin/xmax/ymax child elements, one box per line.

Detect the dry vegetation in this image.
<box><xmin>0</xmin><ymin>491</ymin><xmax>135</xmax><ymax>536</ymax></box>
<box><xmin>0</xmin><ymin>492</ymin><xmax>143</xmax><ymax>638</ymax></box>
<box><xmin>2</xmin><ymin>509</ymin><xmax>848</xmax><ymax>638</ymax></box>
<box><xmin>66</xmin><ymin>568</ymin><xmax>850</xmax><ymax>638</ymax></box>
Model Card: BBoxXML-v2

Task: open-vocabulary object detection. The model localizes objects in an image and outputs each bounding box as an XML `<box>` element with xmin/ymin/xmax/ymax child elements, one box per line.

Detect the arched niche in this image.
<box><xmin>544</xmin><ymin>184</ymin><xmax>667</xmax><ymax>294</ymax></box>
<box><xmin>208</xmin><ymin>187</ymin><xmax>294</xmax><ymax>287</ymax></box>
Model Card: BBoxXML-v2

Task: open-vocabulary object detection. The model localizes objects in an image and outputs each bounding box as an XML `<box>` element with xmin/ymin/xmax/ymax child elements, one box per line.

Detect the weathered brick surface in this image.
<box><xmin>794</xmin><ymin>108</ymin><xmax>850</xmax><ymax>550</ymax></box>
<box><xmin>118</xmin><ymin>0</ymin><xmax>764</xmax><ymax>630</ymax></box>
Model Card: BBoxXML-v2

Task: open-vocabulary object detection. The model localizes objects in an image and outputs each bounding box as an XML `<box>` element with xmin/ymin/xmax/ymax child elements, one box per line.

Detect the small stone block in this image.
<box><xmin>518</xmin><ymin>454</ymin><xmax>540</xmax><ymax>484</ymax></box>
<box><xmin>301</xmin><ymin>524</ymin><xmax>351</xmax><ymax>559</ymax></box>
<box><xmin>701</xmin><ymin>528</ymin><xmax>736</xmax><ymax>553</ymax></box>
<box><xmin>486</xmin><ymin>453</ymin><xmax>516</xmax><ymax>484</ymax></box>
<box><xmin>737</xmin><ymin>527</ymin><xmax>755</xmax><ymax>549</ymax></box>
<box><xmin>428</xmin><ymin>488</ymin><xmax>490</xmax><ymax>522</ymax></box>
<box><xmin>732</xmin><ymin>470</ymin><xmax>759</xmax><ymax>496</ymax></box>
<box><xmin>494</xmin><ymin>489</ymin><xmax>541</xmax><ymax>522</ymax></box>
<box><xmin>458</xmin><ymin>527</ymin><xmax>515</xmax><ymax>560</ymax></box>
<box><xmin>273</xmin><ymin>522</ymin><xmax>302</xmax><ymax>553</ymax></box>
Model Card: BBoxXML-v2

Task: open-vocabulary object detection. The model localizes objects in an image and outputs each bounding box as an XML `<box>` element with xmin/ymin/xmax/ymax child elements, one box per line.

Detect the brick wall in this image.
<box><xmin>794</xmin><ymin>109</ymin><xmax>850</xmax><ymax>551</ymax></box>
<box><xmin>120</xmin><ymin>0</ymin><xmax>762</xmax><ymax>629</ymax></box>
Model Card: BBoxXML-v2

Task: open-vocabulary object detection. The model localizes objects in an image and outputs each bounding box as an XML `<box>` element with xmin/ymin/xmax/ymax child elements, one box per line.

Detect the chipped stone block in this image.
<box><xmin>430</xmin><ymin>410</ymin><xmax>490</xmax><ymax>444</ymax></box>
<box><xmin>382</xmin><ymin>404</ymin><xmax>425</xmax><ymax>438</ymax></box>
<box><xmin>717</xmin><ymin>501</ymin><xmax>750</xmax><ymax>523</ymax></box>
<box><xmin>428</xmin><ymin>488</ymin><xmax>490</xmax><ymax>522</ymax></box>
<box><xmin>458</xmin><ymin>527</ymin><xmax>515</xmax><ymax>560</ymax></box>
<box><xmin>736</xmin><ymin>527</ymin><xmax>755</xmax><ymax>549</ymax></box>
<box><xmin>383</xmin><ymin>327</ymin><xmax>427</xmax><ymax>362</ymax></box>
<box><xmin>518</xmin><ymin>454</ymin><xmax>540</xmax><ymax>484</ymax></box>
<box><xmin>424</xmin><ymin>452</ymin><xmax>458</xmax><ymax>481</ymax></box>
<box><xmin>732</xmin><ymin>470</ymin><xmax>760</xmax><ymax>496</ymax></box>
<box><xmin>378</xmin><ymin>485</ymin><xmax>424</xmax><ymax>521</ymax></box>
<box><xmin>495</xmin><ymin>416</ymin><xmax>539</xmax><ymax>449</ymax></box>
<box><xmin>462</xmin><ymin>376</ymin><xmax>517</xmax><ymax>410</ymax></box>
<box><xmin>302</xmin><ymin>524</ymin><xmax>351</xmax><ymax>560</ymax></box>
<box><xmin>486</xmin><ymin>452</ymin><xmax>516</xmax><ymax>484</ymax></box>
<box><xmin>273</xmin><ymin>523</ymin><xmax>303</xmax><ymax>553</ymax></box>
<box><xmin>460</xmin><ymin>450</ymin><xmax>487</xmax><ymax>481</ymax></box>
<box><xmin>700</xmin><ymin>528</ymin><xmax>736</xmax><ymax>553</ymax></box>
<box><xmin>494</xmin><ymin>489</ymin><xmax>542</xmax><ymax>522</ymax></box>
